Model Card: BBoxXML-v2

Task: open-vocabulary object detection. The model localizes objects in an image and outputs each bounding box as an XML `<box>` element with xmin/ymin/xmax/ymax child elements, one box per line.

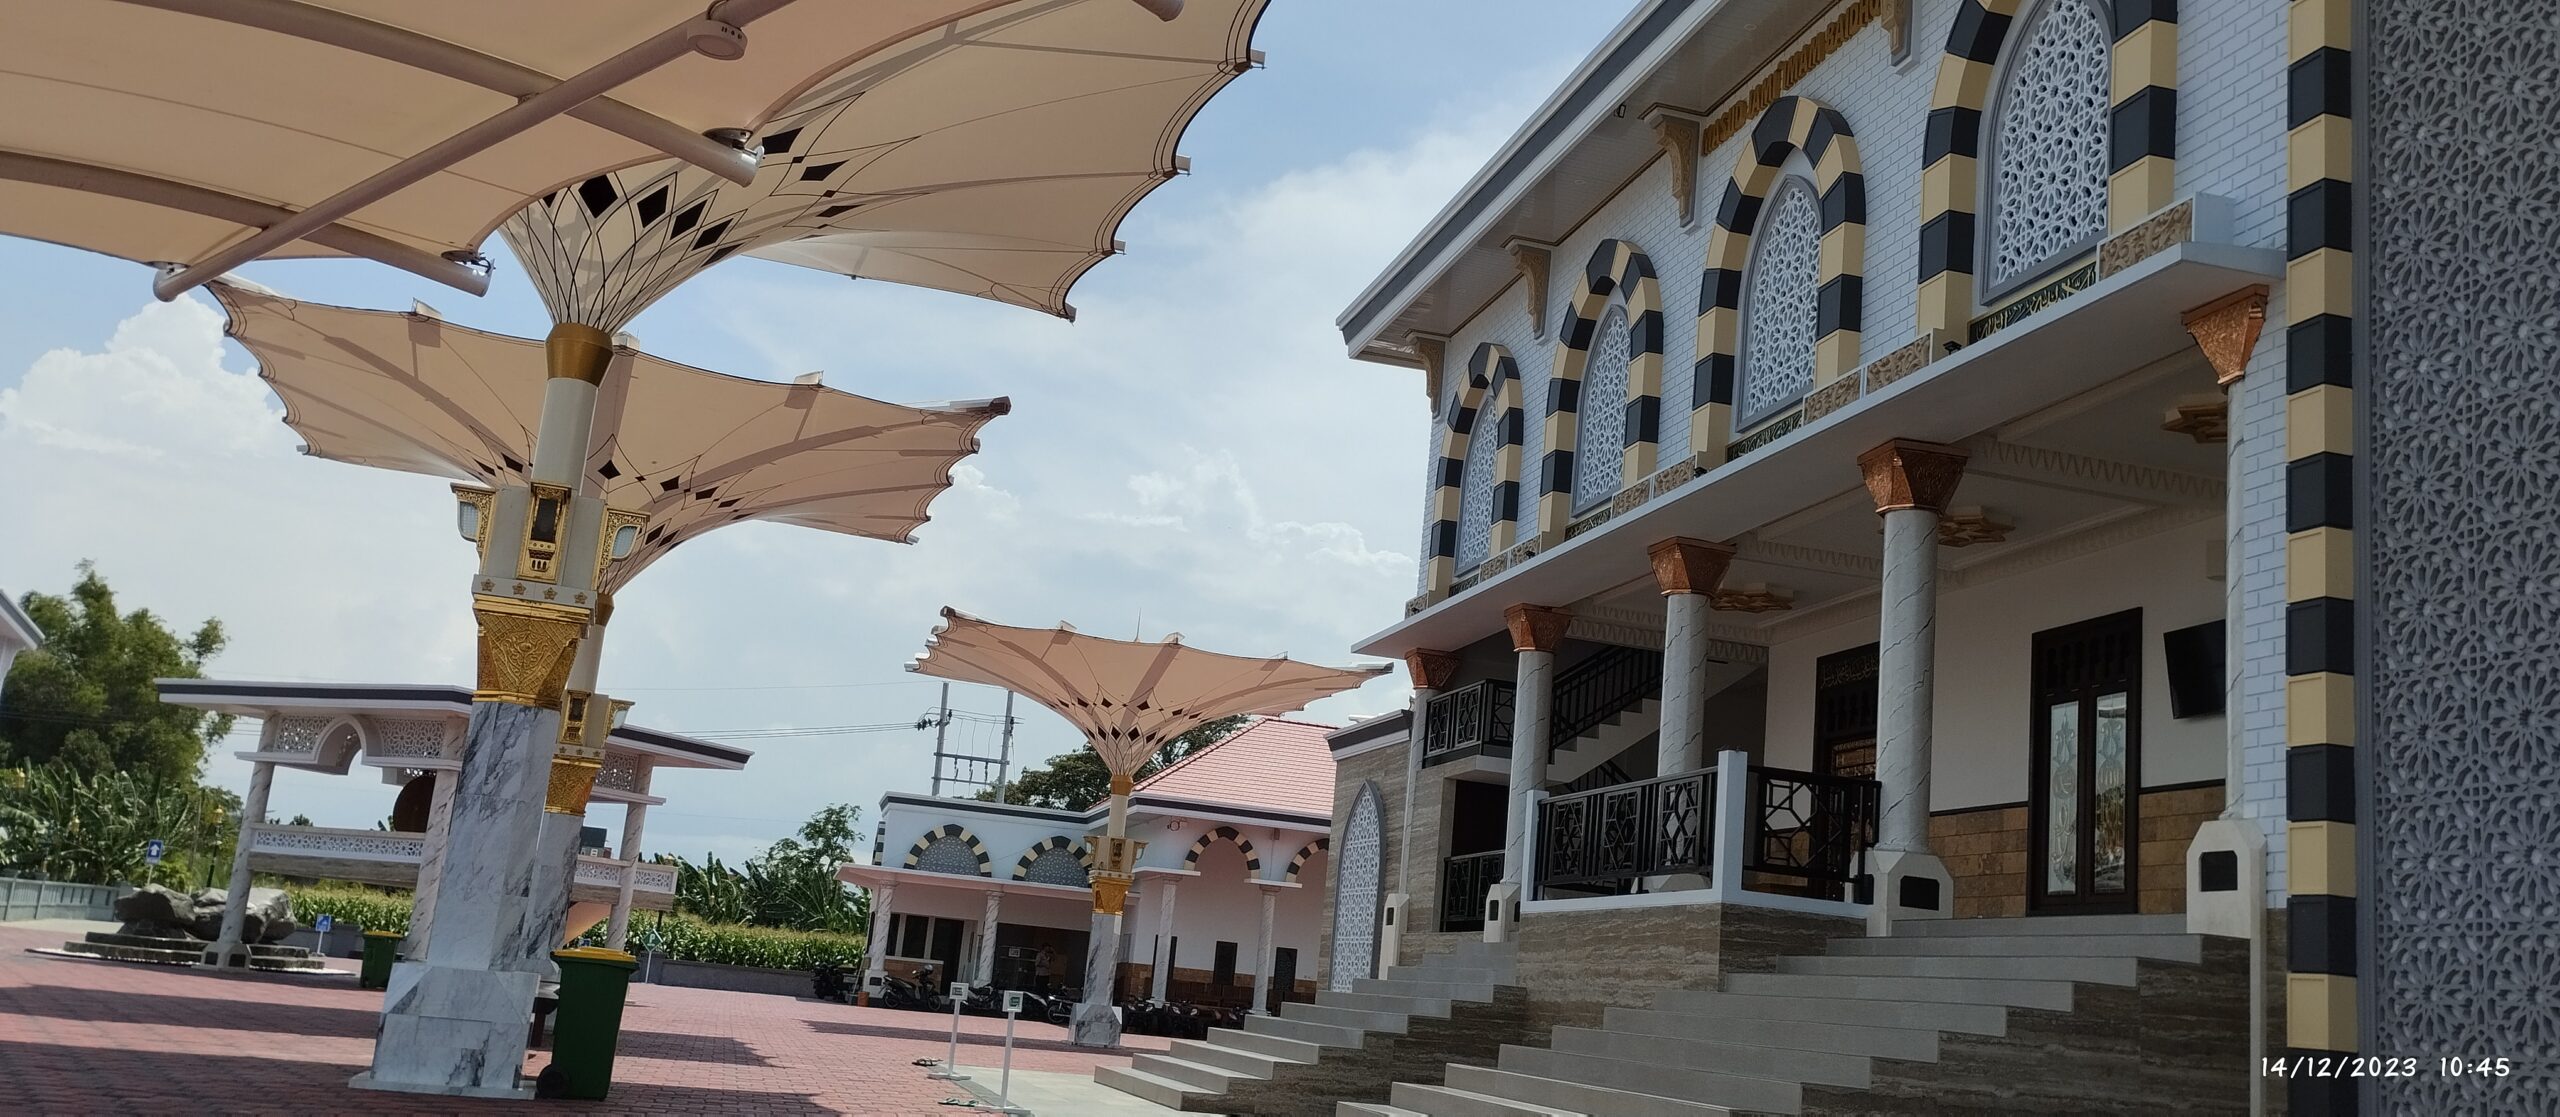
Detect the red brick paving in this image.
<box><xmin>0</xmin><ymin>925</ymin><xmax>1166</xmax><ymax>1115</ymax></box>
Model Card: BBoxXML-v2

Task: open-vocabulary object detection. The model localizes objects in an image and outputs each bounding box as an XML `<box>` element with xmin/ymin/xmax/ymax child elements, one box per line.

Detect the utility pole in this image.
<box><xmin>926</xmin><ymin>683</ymin><xmax>954</xmax><ymax>798</ymax></box>
<box><xmin>994</xmin><ymin>691</ymin><xmax>1016</xmax><ymax>805</ymax></box>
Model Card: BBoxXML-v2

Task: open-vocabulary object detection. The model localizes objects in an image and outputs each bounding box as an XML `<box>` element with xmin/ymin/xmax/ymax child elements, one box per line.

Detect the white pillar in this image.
<box><xmin>1648</xmin><ymin>538</ymin><xmax>1736</xmax><ymax>777</ymax></box>
<box><xmin>1390</xmin><ymin>650</ymin><xmax>1454</xmax><ymax>968</ymax></box>
<box><xmin>407</xmin><ymin>765</ymin><xmax>461</xmax><ymax>955</ymax></box>
<box><xmin>1149</xmin><ymin>879</ymin><xmax>1179</xmax><ymax>1001</ymax></box>
<box><xmin>1072</xmin><ymin>777</ymin><xmax>1143</xmax><ymax>1047</ymax></box>
<box><xmin>605</xmin><ymin>802</ymin><xmax>648</xmax><ymax>952</ymax></box>
<box><xmin>862</xmin><ymin>883</ymin><xmax>896</xmax><ymax>1003</ymax></box>
<box><xmin>1498</xmin><ymin>606</ymin><xmax>1567</xmax><ymax>887</ymax></box>
<box><xmin>976</xmin><ymin>890</ymin><xmax>1002</xmax><ymax>986</ymax></box>
<box><xmin>207</xmin><ymin>760</ymin><xmax>275</xmax><ymax>967</ymax></box>
<box><xmin>1250</xmin><ymin>886</ymin><xmax>1278</xmax><ymax>1014</ymax></box>
<box><xmin>1857</xmin><ymin>440</ymin><xmax>1966</xmax><ymax>929</ymax></box>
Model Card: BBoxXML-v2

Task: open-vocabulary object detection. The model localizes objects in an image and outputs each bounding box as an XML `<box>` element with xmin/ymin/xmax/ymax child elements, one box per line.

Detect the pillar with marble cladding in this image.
<box><xmin>976</xmin><ymin>890</ymin><xmax>1003</xmax><ymax>986</ymax></box>
<box><xmin>1647</xmin><ymin>538</ymin><xmax>1737</xmax><ymax>776</ymax></box>
<box><xmin>1399</xmin><ymin>649</ymin><xmax>1457</xmax><ymax>894</ymax></box>
<box><xmin>205</xmin><ymin>759</ymin><xmax>276</xmax><ymax>967</ymax></box>
<box><xmin>1499</xmin><ymin>604</ymin><xmax>1570</xmax><ymax>887</ymax></box>
<box><xmin>606</xmin><ymin>801</ymin><xmax>649</xmax><ymax>952</ymax></box>
<box><xmin>1072</xmin><ymin>773</ymin><xmax>1144</xmax><ymax>1046</ymax></box>
<box><xmin>1250</xmin><ymin>885</ymin><xmax>1279</xmax><ymax>1014</ymax></box>
<box><xmin>1860</xmin><ymin>440</ymin><xmax>1966</xmax><ymax>851</ymax></box>
<box><xmin>1149</xmin><ymin>879</ymin><xmax>1179</xmax><ymax>1001</ymax></box>
<box><xmin>861</xmin><ymin>883</ymin><xmax>896</xmax><ymax>1004</ymax></box>
<box><xmin>408</xmin><ymin>764</ymin><xmax>462</xmax><ymax>955</ymax></box>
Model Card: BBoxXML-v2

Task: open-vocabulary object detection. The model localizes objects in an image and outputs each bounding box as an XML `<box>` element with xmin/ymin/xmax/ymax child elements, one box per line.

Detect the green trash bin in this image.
<box><xmin>543</xmin><ymin>946</ymin><xmax>638</xmax><ymax>1100</ymax></box>
<box><xmin>358</xmin><ymin>930</ymin><xmax>403</xmax><ymax>990</ymax></box>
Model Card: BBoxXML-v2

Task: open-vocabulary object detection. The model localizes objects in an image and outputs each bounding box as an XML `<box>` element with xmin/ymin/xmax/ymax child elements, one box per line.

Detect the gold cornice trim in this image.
<box><xmin>1648</xmin><ymin>537</ymin><xmax>1737</xmax><ymax>596</ymax></box>
<box><xmin>470</xmin><ymin>595</ymin><xmax>585</xmax><ymax>707</ymax></box>
<box><xmin>452</xmin><ymin>484</ymin><xmax>494</xmax><ymax>559</ymax></box>
<box><xmin>1404</xmin><ymin>648</ymin><xmax>1462</xmax><ymax>691</ymax></box>
<box><xmin>543</xmin><ymin>756</ymin><xmax>600</xmax><ymax>815</ymax></box>
<box><xmin>1701</xmin><ymin>0</ymin><xmax>1884</xmax><ymax>155</ymax></box>
<box><xmin>1504</xmin><ymin>603</ymin><xmax>1573</xmax><ymax>653</ymax></box>
<box><xmin>545</xmin><ymin>322</ymin><xmax>613</xmax><ymax>384</ymax></box>
<box><xmin>2183</xmin><ymin>284</ymin><xmax>2272</xmax><ymax>386</ymax></box>
<box><xmin>1091</xmin><ymin>871</ymin><xmax>1133</xmax><ymax>916</ymax></box>
<box><xmin>1858</xmin><ymin>439</ymin><xmax>1969</xmax><ymax>514</ymax></box>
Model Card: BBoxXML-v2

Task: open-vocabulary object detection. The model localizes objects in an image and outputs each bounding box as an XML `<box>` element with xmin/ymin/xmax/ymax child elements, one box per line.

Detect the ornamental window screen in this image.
<box><xmin>1328</xmin><ymin>782</ymin><xmax>1383</xmax><ymax>991</ymax></box>
<box><xmin>1737</xmin><ymin>175</ymin><xmax>1823</xmax><ymax>428</ymax></box>
<box><xmin>914</xmin><ymin>835</ymin><xmax>983</xmax><ymax>876</ymax></box>
<box><xmin>1983</xmin><ymin>0</ymin><xmax>2113</xmax><ymax>297</ymax></box>
<box><xmin>1573</xmin><ymin>303</ymin><xmax>1632</xmax><ymax>511</ymax></box>
<box><xmin>1455</xmin><ymin>397</ymin><xmax>1502</xmax><ymax>571</ymax></box>
<box><xmin>1021</xmin><ymin>846</ymin><xmax>1090</xmax><ymax>887</ymax></box>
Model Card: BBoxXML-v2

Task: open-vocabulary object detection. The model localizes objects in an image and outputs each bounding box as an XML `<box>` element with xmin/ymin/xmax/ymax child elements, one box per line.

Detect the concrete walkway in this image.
<box><xmin>957</xmin><ymin>1065</ymin><xmax>1218</xmax><ymax>1116</ymax></box>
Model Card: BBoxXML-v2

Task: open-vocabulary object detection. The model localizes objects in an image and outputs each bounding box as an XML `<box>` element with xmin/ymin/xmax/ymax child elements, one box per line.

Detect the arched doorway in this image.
<box><xmin>1328</xmin><ymin>782</ymin><xmax>1383</xmax><ymax>992</ymax></box>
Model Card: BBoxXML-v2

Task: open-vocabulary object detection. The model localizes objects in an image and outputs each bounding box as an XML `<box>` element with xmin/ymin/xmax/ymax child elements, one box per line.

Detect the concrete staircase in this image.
<box><xmin>1099</xmin><ymin>940</ymin><xmax>1531</xmax><ymax>1115</ymax></box>
<box><xmin>1341</xmin><ymin>913</ymin><xmax>2246</xmax><ymax>1117</ymax></box>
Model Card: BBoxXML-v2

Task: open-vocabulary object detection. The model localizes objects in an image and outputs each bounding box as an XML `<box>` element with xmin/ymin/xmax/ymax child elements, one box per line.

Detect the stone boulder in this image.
<box><xmin>186</xmin><ymin>887</ymin><xmax>297</xmax><ymax>943</ymax></box>
<box><xmin>110</xmin><ymin>884</ymin><xmax>199</xmax><ymax>939</ymax></box>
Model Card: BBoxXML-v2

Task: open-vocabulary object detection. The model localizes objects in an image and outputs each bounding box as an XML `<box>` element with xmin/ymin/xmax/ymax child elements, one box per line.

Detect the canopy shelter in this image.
<box><xmin>212</xmin><ymin>279</ymin><xmax>1006</xmax><ymax>592</ymax></box>
<box><xmin>906</xmin><ymin>607</ymin><xmax>1384</xmax><ymax>1045</ymax></box>
<box><xmin>0</xmin><ymin>0</ymin><xmax>1197</xmax><ymax>302</ymax></box>
<box><xmin>504</xmin><ymin>0</ymin><xmax>1270</xmax><ymax>326</ymax></box>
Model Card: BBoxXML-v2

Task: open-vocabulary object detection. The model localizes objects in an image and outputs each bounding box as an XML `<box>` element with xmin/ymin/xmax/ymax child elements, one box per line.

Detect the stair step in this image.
<box><xmin>1171</xmin><ymin>1038</ymin><xmax>1303</xmax><ymax>1078</ymax></box>
<box><xmin>1384</xmin><ymin>964</ymin><xmax>1513</xmax><ymax>985</ymax></box>
<box><xmin>1603</xmin><ymin>1006</ymin><xmax>1940</xmax><ymax>1061</ymax></box>
<box><xmin>1891</xmin><ymin>913</ymin><xmax>2187</xmax><ymax>938</ymax></box>
<box><xmin>1285</xmin><ymin>1002</ymin><xmax>1412</xmax><ymax>1032</ymax></box>
<box><xmin>1550</xmin><ymin>1025</ymin><xmax>1873</xmax><ymax>1088</ymax></box>
<box><xmin>1390</xmin><ymin>1081</ymin><xmax>1578</xmax><ymax>1116</ymax></box>
<box><xmin>1499</xmin><ymin>1044</ymin><xmax>1800</xmax><ymax>1114</ymax></box>
<box><xmin>1094</xmin><ymin>1064</ymin><xmax>1196</xmax><ymax>1108</ymax></box>
<box><xmin>1336</xmin><ymin>1103</ymin><xmax>1429</xmax><ymax>1117</ymax></box>
<box><xmin>1828</xmin><ymin>933</ymin><xmax>2201</xmax><ymax>963</ymax></box>
<box><xmin>1725</xmin><ymin>971</ymin><xmax>2076</xmax><ymax>1012</ymax></box>
<box><xmin>1133</xmin><ymin>1052</ymin><xmax>1243</xmax><ymax>1093</ymax></box>
<box><xmin>1649</xmin><ymin>990</ymin><xmax>2008</xmax><ymax>1036</ymax></box>
<box><xmin>1352</xmin><ymin>977</ymin><xmax>1501</xmax><ymax>1002</ymax></box>
<box><xmin>1442</xmin><ymin>1064</ymin><xmax>1732</xmax><ymax>1116</ymax></box>
<box><xmin>1247</xmin><ymin>1012</ymin><xmax>1366</xmax><ymax>1047</ymax></box>
<box><xmin>1321</xmin><ymin>989</ymin><xmax>1453</xmax><ymax>1017</ymax></box>
<box><xmin>1210</xmin><ymin>1025</ymin><xmax>1323</xmax><ymax>1062</ymax></box>
<box><xmin>1780</xmin><ymin>953</ymin><xmax>2141</xmax><ymax>986</ymax></box>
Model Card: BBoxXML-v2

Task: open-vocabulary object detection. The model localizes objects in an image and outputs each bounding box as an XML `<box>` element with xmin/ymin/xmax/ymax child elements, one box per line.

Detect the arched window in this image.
<box><xmin>1455</xmin><ymin>391</ymin><xmax>1502</xmax><ymax>571</ymax></box>
<box><xmin>1983</xmin><ymin>0</ymin><xmax>2112</xmax><ymax>296</ymax></box>
<box><xmin>1736</xmin><ymin>175</ymin><xmax>1823</xmax><ymax>428</ymax></box>
<box><xmin>913</xmin><ymin>835</ymin><xmax>983</xmax><ymax>876</ymax></box>
<box><xmin>1020</xmin><ymin>846</ymin><xmax>1090</xmax><ymax>887</ymax></box>
<box><xmin>1573</xmin><ymin>301</ymin><xmax>1631</xmax><ymax>511</ymax></box>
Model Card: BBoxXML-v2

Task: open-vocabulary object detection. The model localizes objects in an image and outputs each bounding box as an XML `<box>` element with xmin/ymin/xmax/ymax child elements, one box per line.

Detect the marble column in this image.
<box><xmin>1072</xmin><ymin>774</ymin><xmax>1144</xmax><ymax>1047</ymax></box>
<box><xmin>1857</xmin><ymin>440</ymin><xmax>1967</xmax><ymax>928</ymax></box>
<box><xmin>976</xmin><ymin>890</ymin><xmax>1003</xmax><ymax>986</ymax></box>
<box><xmin>205</xmin><ymin>760</ymin><xmax>275</xmax><ymax>967</ymax></box>
<box><xmin>1250</xmin><ymin>885</ymin><xmax>1278</xmax><ymax>1014</ymax></box>
<box><xmin>861</xmin><ymin>884</ymin><xmax>896</xmax><ymax>1004</ymax></box>
<box><xmin>407</xmin><ymin>765</ymin><xmax>460</xmax><ymax>955</ymax></box>
<box><xmin>1149</xmin><ymin>879</ymin><xmax>1179</xmax><ymax>1001</ymax></box>
<box><xmin>1648</xmin><ymin>538</ymin><xmax>1737</xmax><ymax>777</ymax></box>
<box><xmin>1498</xmin><ymin>605</ymin><xmax>1570</xmax><ymax>906</ymax></box>
<box><xmin>606</xmin><ymin>802</ymin><xmax>648</xmax><ymax>952</ymax></box>
<box><xmin>1391</xmin><ymin>649</ymin><xmax>1457</xmax><ymax>965</ymax></box>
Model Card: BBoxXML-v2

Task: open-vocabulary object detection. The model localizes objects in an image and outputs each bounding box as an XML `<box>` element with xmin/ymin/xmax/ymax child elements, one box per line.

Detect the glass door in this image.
<box><xmin>2029</xmin><ymin>610</ymin><xmax>2142</xmax><ymax>912</ymax></box>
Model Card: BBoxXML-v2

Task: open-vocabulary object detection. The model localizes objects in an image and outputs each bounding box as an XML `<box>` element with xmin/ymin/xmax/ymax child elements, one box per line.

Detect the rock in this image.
<box><xmin>183</xmin><ymin>887</ymin><xmax>296</xmax><ymax>942</ymax></box>
<box><xmin>110</xmin><ymin>885</ymin><xmax>197</xmax><ymax>938</ymax></box>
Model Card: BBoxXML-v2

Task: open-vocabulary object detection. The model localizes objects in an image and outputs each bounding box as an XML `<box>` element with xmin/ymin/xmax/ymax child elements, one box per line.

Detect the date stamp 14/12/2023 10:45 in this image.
<box><xmin>2262</xmin><ymin>1056</ymin><xmax>2516</xmax><ymax>1078</ymax></box>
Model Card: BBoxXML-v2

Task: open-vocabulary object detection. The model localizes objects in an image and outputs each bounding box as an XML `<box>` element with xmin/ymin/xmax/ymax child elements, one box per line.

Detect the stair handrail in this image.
<box><xmin>1546</xmin><ymin>644</ymin><xmax>1664</xmax><ymax>755</ymax></box>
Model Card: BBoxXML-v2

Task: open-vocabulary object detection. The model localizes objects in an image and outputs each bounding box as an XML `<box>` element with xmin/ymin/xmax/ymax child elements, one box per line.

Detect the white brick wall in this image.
<box><xmin>1408</xmin><ymin>1</ymin><xmax>2298</xmax><ymax>908</ymax></box>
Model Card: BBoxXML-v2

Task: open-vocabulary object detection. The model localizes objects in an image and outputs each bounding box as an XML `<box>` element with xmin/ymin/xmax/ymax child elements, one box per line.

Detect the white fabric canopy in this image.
<box><xmin>0</xmin><ymin>1</ymin><xmax>1211</xmax><ymax>298</ymax></box>
<box><xmin>908</xmin><ymin>608</ymin><xmax>1388</xmax><ymax>776</ymax></box>
<box><xmin>215</xmin><ymin>280</ymin><xmax>1005</xmax><ymax>591</ymax></box>
<box><xmin>503</xmin><ymin>0</ymin><xmax>1268</xmax><ymax>327</ymax></box>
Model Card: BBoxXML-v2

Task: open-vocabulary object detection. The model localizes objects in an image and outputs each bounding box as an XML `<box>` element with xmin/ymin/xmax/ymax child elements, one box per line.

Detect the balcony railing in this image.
<box><xmin>1438</xmin><ymin>850</ymin><xmax>1503</xmax><ymax>932</ymax></box>
<box><xmin>1529</xmin><ymin>753</ymin><xmax>1880</xmax><ymax>905</ymax></box>
<box><xmin>243</xmin><ymin>823</ymin><xmax>673</xmax><ymax>895</ymax></box>
<box><xmin>1536</xmin><ymin>767</ymin><xmax>1715</xmax><ymax>894</ymax></box>
<box><xmin>1547</xmin><ymin>645</ymin><xmax>1663</xmax><ymax>755</ymax></box>
<box><xmin>1421</xmin><ymin>679</ymin><xmax>1514</xmax><ymax>765</ymax></box>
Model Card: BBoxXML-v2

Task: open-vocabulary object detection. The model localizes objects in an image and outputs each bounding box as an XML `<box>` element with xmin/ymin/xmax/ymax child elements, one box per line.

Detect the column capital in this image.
<box><xmin>1404</xmin><ymin>648</ymin><xmax>1462</xmax><ymax>690</ymax></box>
<box><xmin>1647</xmin><ymin>537</ymin><xmax>1736</xmax><ymax>596</ymax></box>
<box><xmin>1858</xmin><ymin>439</ymin><xmax>1969</xmax><ymax>515</ymax></box>
<box><xmin>1504</xmin><ymin>603</ymin><xmax>1572</xmax><ymax>653</ymax></box>
<box><xmin>2182</xmin><ymin>284</ymin><xmax>2271</xmax><ymax>386</ymax></box>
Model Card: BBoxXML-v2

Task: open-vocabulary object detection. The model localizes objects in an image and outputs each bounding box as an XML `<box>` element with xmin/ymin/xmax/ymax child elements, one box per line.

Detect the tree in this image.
<box><xmin>974</xmin><ymin>715</ymin><xmax>1250</xmax><ymax>810</ymax></box>
<box><xmin>666</xmin><ymin>803</ymin><xmax>870</xmax><ymax>934</ymax></box>
<box><xmin>0</xmin><ymin>764</ymin><xmax>223</xmax><ymax>883</ymax></box>
<box><xmin>0</xmin><ymin>563</ymin><xmax>232</xmax><ymax>784</ymax></box>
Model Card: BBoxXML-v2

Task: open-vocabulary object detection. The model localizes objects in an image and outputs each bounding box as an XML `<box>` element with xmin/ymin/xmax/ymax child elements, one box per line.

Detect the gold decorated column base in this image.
<box><xmin>471</xmin><ymin>595</ymin><xmax>587</xmax><ymax>706</ymax></box>
<box><xmin>1090</xmin><ymin>871</ymin><xmax>1134</xmax><ymax>916</ymax></box>
<box><xmin>1083</xmin><ymin>835</ymin><xmax>1147</xmax><ymax>915</ymax></box>
<box><xmin>545</xmin><ymin>749</ymin><xmax>604</xmax><ymax>816</ymax></box>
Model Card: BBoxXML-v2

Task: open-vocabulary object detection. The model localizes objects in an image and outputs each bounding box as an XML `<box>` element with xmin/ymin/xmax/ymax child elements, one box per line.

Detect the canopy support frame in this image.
<box><xmin>150</xmin><ymin>0</ymin><xmax>803</xmax><ymax>301</ymax></box>
<box><xmin>114</xmin><ymin>0</ymin><xmax>765</xmax><ymax>188</ymax></box>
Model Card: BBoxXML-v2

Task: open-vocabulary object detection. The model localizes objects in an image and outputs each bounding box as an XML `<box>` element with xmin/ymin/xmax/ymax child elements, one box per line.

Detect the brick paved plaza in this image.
<box><xmin>0</xmin><ymin>925</ymin><xmax>1170</xmax><ymax>1115</ymax></box>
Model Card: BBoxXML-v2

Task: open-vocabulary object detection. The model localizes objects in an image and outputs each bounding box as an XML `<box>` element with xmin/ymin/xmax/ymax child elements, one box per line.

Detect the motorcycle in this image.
<box><xmin>874</xmin><ymin>972</ymin><xmax>933</xmax><ymax>1011</ymax></box>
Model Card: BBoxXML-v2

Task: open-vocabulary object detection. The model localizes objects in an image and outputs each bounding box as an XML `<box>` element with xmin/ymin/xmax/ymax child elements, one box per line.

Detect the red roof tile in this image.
<box><xmin>1129</xmin><ymin>717</ymin><xmax>1338</xmax><ymax>819</ymax></box>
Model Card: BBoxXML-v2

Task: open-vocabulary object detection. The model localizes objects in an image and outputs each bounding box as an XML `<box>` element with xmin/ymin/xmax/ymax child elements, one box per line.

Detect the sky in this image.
<box><xmin>0</xmin><ymin>0</ymin><xmax>1641</xmax><ymax>866</ymax></box>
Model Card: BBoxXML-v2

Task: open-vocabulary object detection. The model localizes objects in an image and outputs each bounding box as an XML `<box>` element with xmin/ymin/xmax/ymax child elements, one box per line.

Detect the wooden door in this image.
<box><xmin>2029</xmin><ymin>609</ymin><xmax>2143</xmax><ymax>912</ymax></box>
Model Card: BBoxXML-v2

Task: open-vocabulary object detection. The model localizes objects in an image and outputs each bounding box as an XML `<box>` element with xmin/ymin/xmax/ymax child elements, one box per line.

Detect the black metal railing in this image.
<box><xmin>1548</xmin><ymin>645</ymin><xmax>1664</xmax><ymax>756</ymax></box>
<box><xmin>1746</xmin><ymin>765</ymin><xmax>1881</xmax><ymax>894</ymax></box>
<box><xmin>1536</xmin><ymin>767</ymin><xmax>1714</xmax><ymax>894</ymax></box>
<box><xmin>1422</xmin><ymin>679</ymin><xmax>1514</xmax><ymax>766</ymax></box>
<box><xmin>1439</xmin><ymin>851</ymin><xmax>1503</xmax><ymax>931</ymax></box>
